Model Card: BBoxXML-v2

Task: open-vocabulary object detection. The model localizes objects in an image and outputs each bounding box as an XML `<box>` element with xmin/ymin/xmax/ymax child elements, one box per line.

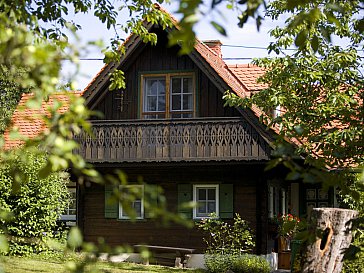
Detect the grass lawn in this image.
<box><xmin>1</xmin><ymin>255</ymin><xmax>206</xmax><ymax>273</ymax></box>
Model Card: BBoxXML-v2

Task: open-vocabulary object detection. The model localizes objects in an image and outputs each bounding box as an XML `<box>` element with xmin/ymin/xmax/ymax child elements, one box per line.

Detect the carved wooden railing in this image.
<box><xmin>73</xmin><ymin>117</ymin><xmax>271</xmax><ymax>163</ymax></box>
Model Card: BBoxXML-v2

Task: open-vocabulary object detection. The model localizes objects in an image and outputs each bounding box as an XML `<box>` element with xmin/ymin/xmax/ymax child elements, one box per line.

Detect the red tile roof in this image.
<box><xmin>3</xmin><ymin>92</ymin><xmax>82</xmax><ymax>149</ymax></box>
<box><xmin>228</xmin><ymin>64</ymin><xmax>267</xmax><ymax>92</ymax></box>
<box><xmin>194</xmin><ymin>39</ymin><xmax>251</xmax><ymax>98</ymax></box>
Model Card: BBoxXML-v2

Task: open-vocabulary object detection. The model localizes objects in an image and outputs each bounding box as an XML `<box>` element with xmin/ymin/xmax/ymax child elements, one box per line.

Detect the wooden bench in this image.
<box><xmin>134</xmin><ymin>245</ymin><xmax>195</xmax><ymax>268</ymax></box>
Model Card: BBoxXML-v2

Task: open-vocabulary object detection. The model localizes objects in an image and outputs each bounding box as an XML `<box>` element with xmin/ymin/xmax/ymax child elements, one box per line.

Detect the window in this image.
<box><xmin>119</xmin><ymin>185</ymin><xmax>144</xmax><ymax>219</ymax></box>
<box><xmin>268</xmin><ymin>184</ymin><xmax>288</xmax><ymax>218</ymax></box>
<box><xmin>141</xmin><ymin>73</ymin><xmax>195</xmax><ymax>119</ymax></box>
<box><xmin>193</xmin><ymin>184</ymin><xmax>219</xmax><ymax>219</ymax></box>
<box><xmin>61</xmin><ymin>188</ymin><xmax>76</xmax><ymax>221</ymax></box>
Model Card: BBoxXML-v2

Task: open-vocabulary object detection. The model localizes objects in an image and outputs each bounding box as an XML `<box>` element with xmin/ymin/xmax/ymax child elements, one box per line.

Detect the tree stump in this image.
<box><xmin>298</xmin><ymin>208</ymin><xmax>358</xmax><ymax>273</ymax></box>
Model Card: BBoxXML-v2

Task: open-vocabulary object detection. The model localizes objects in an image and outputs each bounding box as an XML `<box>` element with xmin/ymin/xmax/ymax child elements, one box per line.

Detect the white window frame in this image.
<box><xmin>119</xmin><ymin>185</ymin><xmax>144</xmax><ymax>220</ymax></box>
<box><xmin>193</xmin><ymin>184</ymin><xmax>219</xmax><ymax>219</ymax></box>
<box><xmin>60</xmin><ymin>188</ymin><xmax>76</xmax><ymax>221</ymax></box>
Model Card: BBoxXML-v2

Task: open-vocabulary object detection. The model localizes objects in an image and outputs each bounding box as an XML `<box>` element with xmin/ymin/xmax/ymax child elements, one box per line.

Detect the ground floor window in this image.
<box><xmin>193</xmin><ymin>184</ymin><xmax>219</xmax><ymax>219</ymax></box>
<box><xmin>268</xmin><ymin>182</ymin><xmax>289</xmax><ymax>218</ymax></box>
<box><xmin>60</xmin><ymin>187</ymin><xmax>76</xmax><ymax>221</ymax></box>
<box><xmin>119</xmin><ymin>185</ymin><xmax>144</xmax><ymax>219</ymax></box>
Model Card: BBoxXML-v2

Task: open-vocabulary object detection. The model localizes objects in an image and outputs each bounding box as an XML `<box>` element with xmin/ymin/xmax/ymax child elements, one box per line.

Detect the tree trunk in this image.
<box><xmin>297</xmin><ymin>208</ymin><xmax>358</xmax><ymax>273</ymax></box>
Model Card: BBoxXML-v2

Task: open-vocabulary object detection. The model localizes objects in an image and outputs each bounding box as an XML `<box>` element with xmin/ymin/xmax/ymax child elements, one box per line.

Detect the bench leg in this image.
<box><xmin>175</xmin><ymin>257</ymin><xmax>183</xmax><ymax>268</ymax></box>
<box><xmin>182</xmin><ymin>254</ymin><xmax>192</xmax><ymax>268</ymax></box>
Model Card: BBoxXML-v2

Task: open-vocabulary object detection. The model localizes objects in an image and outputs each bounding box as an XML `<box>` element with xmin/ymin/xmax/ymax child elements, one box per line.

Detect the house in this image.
<box><xmin>73</xmin><ymin>6</ymin><xmax>340</xmax><ymax>254</ymax></box>
<box><xmin>3</xmin><ymin>6</ymin><xmax>338</xmax><ymax>254</ymax></box>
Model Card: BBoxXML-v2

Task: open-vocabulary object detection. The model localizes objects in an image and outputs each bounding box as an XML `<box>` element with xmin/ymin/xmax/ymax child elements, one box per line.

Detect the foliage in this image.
<box><xmin>0</xmin><ymin>151</ymin><xmax>70</xmax><ymax>255</ymax></box>
<box><xmin>225</xmin><ymin>0</ymin><xmax>364</xmax><ymax>175</ymax></box>
<box><xmin>204</xmin><ymin>253</ymin><xmax>271</xmax><ymax>273</ymax></box>
<box><xmin>274</xmin><ymin>214</ymin><xmax>300</xmax><ymax>239</ymax></box>
<box><xmin>171</xmin><ymin>0</ymin><xmax>364</xmax><ymax>53</ymax></box>
<box><xmin>222</xmin><ymin>0</ymin><xmax>364</xmax><ymax>266</ymax></box>
<box><xmin>197</xmin><ymin>213</ymin><xmax>255</xmax><ymax>255</ymax></box>
<box><xmin>0</xmin><ymin>66</ymin><xmax>28</xmax><ymax>135</ymax></box>
<box><xmin>342</xmin><ymin>173</ymin><xmax>364</xmax><ymax>272</ymax></box>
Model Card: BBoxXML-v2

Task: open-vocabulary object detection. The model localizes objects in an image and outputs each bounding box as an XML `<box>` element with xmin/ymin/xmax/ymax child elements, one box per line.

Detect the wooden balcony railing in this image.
<box><xmin>73</xmin><ymin>118</ymin><xmax>271</xmax><ymax>163</ymax></box>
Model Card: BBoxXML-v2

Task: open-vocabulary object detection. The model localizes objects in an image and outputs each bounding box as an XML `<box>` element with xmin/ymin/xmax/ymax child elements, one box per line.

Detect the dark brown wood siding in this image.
<box><xmin>80</xmin><ymin>163</ymin><xmax>268</xmax><ymax>253</ymax></box>
<box><xmin>92</xmin><ymin>29</ymin><xmax>240</xmax><ymax>120</ymax></box>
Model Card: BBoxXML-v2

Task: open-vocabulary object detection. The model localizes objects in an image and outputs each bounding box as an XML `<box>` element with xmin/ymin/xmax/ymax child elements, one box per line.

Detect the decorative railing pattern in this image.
<box><xmin>73</xmin><ymin>118</ymin><xmax>271</xmax><ymax>162</ymax></box>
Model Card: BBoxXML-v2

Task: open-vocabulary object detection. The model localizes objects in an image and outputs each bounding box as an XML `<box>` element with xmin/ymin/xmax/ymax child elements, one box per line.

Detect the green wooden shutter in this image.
<box><xmin>105</xmin><ymin>185</ymin><xmax>118</xmax><ymax>219</ymax></box>
<box><xmin>145</xmin><ymin>185</ymin><xmax>158</xmax><ymax>219</ymax></box>
<box><xmin>177</xmin><ymin>184</ymin><xmax>192</xmax><ymax>218</ymax></box>
<box><xmin>219</xmin><ymin>184</ymin><xmax>233</xmax><ymax>218</ymax></box>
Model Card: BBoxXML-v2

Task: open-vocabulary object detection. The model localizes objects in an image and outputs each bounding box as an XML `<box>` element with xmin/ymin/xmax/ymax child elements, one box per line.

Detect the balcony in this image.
<box><xmin>73</xmin><ymin>117</ymin><xmax>271</xmax><ymax>163</ymax></box>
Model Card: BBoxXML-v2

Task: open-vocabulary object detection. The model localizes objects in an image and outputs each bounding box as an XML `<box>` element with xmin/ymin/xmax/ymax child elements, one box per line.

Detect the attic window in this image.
<box><xmin>141</xmin><ymin>73</ymin><xmax>195</xmax><ymax>119</ymax></box>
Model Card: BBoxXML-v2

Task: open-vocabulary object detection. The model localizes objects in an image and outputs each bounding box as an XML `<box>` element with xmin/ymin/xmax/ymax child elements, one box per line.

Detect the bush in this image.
<box><xmin>342</xmin><ymin>234</ymin><xmax>364</xmax><ymax>273</ymax></box>
<box><xmin>197</xmin><ymin>213</ymin><xmax>255</xmax><ymax>255</ymax></box>
<box><xmin>204</xmin><ymin>254</ymin><xmax>271</xmax><ymax>273</ymax></box>
<box><xmin>0</xmin><ymin>151</ymin><xmax>70</xmax><ymax>255</ymax></box>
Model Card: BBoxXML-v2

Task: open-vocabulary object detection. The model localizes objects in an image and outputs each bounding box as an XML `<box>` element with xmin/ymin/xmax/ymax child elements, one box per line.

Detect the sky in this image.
<box><xmin>60</xmin><ymin>3</ymin><xmax>281</xmax><ymax>91</ymax></box>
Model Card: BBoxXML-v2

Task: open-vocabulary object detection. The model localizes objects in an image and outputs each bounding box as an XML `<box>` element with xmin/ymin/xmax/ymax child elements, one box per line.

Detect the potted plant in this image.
<box><xmin>276</xmin><ymin>214</ymin><xmax>300</xmax><ymax>251</ymax></box>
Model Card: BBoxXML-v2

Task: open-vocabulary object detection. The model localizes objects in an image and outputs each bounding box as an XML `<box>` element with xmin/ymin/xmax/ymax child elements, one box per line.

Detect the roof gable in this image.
<box><xmin>82</xmin><ymin>5</ymin><xmax>260</xmax><ymax>108</ymax></box>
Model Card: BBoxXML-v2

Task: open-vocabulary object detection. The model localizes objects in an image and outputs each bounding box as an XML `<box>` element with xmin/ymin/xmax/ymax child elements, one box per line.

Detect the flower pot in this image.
<box><xmin>278</xmin><ymin>236</ymin><xmax>291</xmax><ymax>252</ymax></box>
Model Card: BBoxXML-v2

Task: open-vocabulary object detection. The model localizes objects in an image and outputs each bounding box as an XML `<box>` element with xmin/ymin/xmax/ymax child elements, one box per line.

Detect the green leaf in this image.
<box><xmin>302</xmin><ymin>172</ymin><xmax>317</xmax><ymax>183</ymax></box>
<box><xmin>210</xmin><ymin>21</ymin><xmax>227</xmax><ymax>36</ymax></box>
<box><xmin>67</xmin><ymin>227</ymin><xmax>83</xmax><ymax>249</ymax></box>
<box><xmin>211</xmin><ymin>0</ymin><xmax>223</xmax><ymax>8</ymax></box>
<box><xmin>355</xmin><ymin>19</ymin><xmax>364</xmax><ymax>32</ymax></box>
<box><xmin>311</xmin><ymin>35</ymin><xmax>319</xmax><ymax>52</ymax></box>
<box><xmin>295</xmin><ymin>30</ymin><xmax>307</xmax><ymax>48</ymax></box>
<box><xmin>265</xmin><ymin>158</ymin><xmax>282</xmax><ymax>171</ymax></box>
<box><xmin>0</xmin><ymin>235</ymin><xmax>9</xmax><ymax>253</ymax></box>
<box><xmin>286</xmin><ymin>172</ymin><xmax>301</xmax><ymax>181</ymax></box>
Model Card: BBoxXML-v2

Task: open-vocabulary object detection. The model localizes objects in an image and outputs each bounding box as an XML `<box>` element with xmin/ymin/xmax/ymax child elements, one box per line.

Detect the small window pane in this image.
<box><xmin>183</xmin><ymin>94</ymin><xmax>193</xmax><ymax>110</ymax></box>
<box><xmin>171</xmin><ymin>113</ymin><xmax>182</xmax><ymax>118</ymax></box>
<box><xmin>158</xmin><ymin>81</ymin><xmax>165</xmax><ymax>95</ymax></box>
<box><xmin>150</xmin><ymin>81</ymin><xmax>158</xmax><ymax>95</ymax></box>
<box><xmin>208</xmin><ymin>189</ymin><xmax>216</xmax><ymax>200</ymax></box>
<box><xmin>198</xmin><ymin>202</ymin><xmax>206</xmax><ymax>213</ymax></box>
<box><xmin>158</xmin><ymin>96</ymin><xmax>166</xmax><ymax>111</ymax></box>
<box><xmin>172</xmin><ymin>78</ymin><xmax>181</xmax><ymax>94</ymax></box>
<box><xmin>134</xmin><ymin>200</ymin><xmax>142</xmax><ymax>217</ymax></box>
<box><xmin>144</xmin><ymin>113</ymin><xmax>165</xmax><ymax>119</ymax></box>
<box><xmin>147</xmin><ymin>96</ymin><xmax>157</xmax><ymax>111</ymax></box>
<box><xmin>182</xmin><ymin>113</ymin><xmax>192</xmax><ymax>118</ymax></box>
<box><xmin>207</xmin><ymin>202</ymin><xmax>216</xmax><ymax>213</ymax></box>
<box><xmin>172</xmin><ymin>95</ymin><xmax>181</xmax><ymax>110</ymax></box>
<box><xmin>183</xmin><ymin>78</ymin><xmax>192</xmax><ymax>93</ymax></box>
<box><xmin>198</xmin><ymin>189</ymin><xmax>206</xmax><ymax>200</ymax></box>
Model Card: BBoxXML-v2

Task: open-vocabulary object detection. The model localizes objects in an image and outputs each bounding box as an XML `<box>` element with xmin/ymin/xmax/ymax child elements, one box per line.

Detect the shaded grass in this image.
<box><xmin>1</xmin><ymin>255</ymin><xmax>206</xmax><ymax>273</ymax></box>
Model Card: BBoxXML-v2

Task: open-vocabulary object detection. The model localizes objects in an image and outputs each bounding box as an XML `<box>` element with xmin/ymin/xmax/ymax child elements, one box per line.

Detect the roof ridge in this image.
<box><xmin>199</xmin><ymin>39</ymin><xmax>219</xmax><ymax>57</ymax></box>
<box><xmin>227</xmin><ymin>63</ymin><xmax>258</xmax><ymax>68</ymax></box>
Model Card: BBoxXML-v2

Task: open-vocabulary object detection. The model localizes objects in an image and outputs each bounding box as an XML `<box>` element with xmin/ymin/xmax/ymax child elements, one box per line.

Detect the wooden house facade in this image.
<box><xmin>75</xmin><ymin>24</ymin><xmax>278</xmax><ymax>253</ymax></box>
<box><xmin>73</xmin><ymin>9</ymin><xmax>337</xmax><ymax>254</ymax></box>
